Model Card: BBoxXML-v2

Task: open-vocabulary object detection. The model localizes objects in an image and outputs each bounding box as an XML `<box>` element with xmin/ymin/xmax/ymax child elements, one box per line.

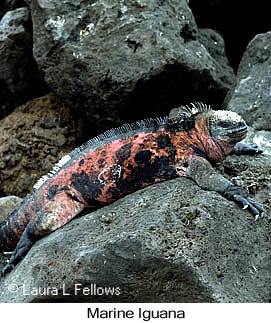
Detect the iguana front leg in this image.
<box><xmin>232</xmin><ymin>142</ymin><xmax>263</xmax><ymax>155</ymax></box>
<box><xmin>176</xmin><ymin>156</ymin><xmax>264</xmax><ymax>220</ymax></box>
<box><xmin>2</xmin><ymin>191</ymin><xmax>85</xmax><ymax>275</ymax></box>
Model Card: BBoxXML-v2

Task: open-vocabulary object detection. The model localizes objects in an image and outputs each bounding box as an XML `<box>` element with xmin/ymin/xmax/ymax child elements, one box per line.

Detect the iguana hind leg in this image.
<box><xmin>2</xmin><ymin>191</ymin><xmax>85</xmax><ymax>275</ymax></box>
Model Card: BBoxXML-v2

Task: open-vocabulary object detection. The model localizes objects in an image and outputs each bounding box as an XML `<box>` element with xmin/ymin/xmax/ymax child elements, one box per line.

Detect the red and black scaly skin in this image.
<box><xmin>0</xmin><ymin>102</ymin><xmax>264</xmax><ymax>274</ymax></box>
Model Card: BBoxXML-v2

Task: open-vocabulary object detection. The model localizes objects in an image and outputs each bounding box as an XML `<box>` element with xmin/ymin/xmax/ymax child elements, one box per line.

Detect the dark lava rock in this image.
<box><xmin>0</xmin><ymin>93</ymin><xmax>85</xmax><ymax>197</ymax></box>
<box><xmin>27</xmin><ymin>0</ymin><xmax>235</xmax><ymax>125</ymax></box>
<box><xmin>0</xmin><ymin>7</ymin><xmax>48</xmax><ymax>118</ymax></box>
<box><xmin>224</xmin><ymin>32</ymin><xmax>271</xmax><ymax>155</ymax></box>
<box><xmin>0</xmin><ymin>0</ymin><xmax>26</xmax><ymax>20</ymax></box>
<box><xmin>0</xmin><ymin>154</ymin><xmax>270</xmax><ymax>302</ymax></box>
<box><xmin>189</xmin><ymin>0</ymin><xmax>271</xmax><ymax>71</ymax></box>
<box><xmin>197</xmin><ymin>28</ymin><xmax>234</xmax><ymax>82</ymax></box>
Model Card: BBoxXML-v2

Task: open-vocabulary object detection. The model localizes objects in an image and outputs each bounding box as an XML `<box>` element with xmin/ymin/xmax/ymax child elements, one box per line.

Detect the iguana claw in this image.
<box><xmin>254</xmin><ymin>212</ymin><xmax>265</xmax><ymax>221</ymax></box>
<box><xmin>222</xmin><ymin>185</ymin><xmax>264</xmax><ymax>219</ymax></box>
<box><xmin>233</xmin><ymin>194</ymin><xmax>264</xmax><ymax>219</ymax></box>
<box><xmin>1</xmin><ymin>263</ymin><xmax>14</xmax><ymax>276</ymax></box>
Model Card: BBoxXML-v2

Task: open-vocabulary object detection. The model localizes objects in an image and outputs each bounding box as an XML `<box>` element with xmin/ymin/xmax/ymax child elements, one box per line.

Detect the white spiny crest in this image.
<box><xmin>33</xmin><ymin>154</ymin><xmax>71</xmax><ymax>190</ymax></box>
<box><xmin>33</xmin><ymin>175</ymin><xmax>51</xmax><ymax>190</ymax></box>
<box><xmin>70</xmin><ymin>116</ymin><xmax>168</xmax><ymax>157</ymax></box>
<box><xmin>183</xmin><ymin>102</ymin><xmax>211</xmax><ymax>117</ymax></box>
<box><xmin>55</xmin><ymin>154</ymin><xmax>72</xmax><ymax>167</ymax></box>
<box><xmin>168</xmin><ymin>102</ymin><xmax>211</xmax><ymax>124</ymax></box>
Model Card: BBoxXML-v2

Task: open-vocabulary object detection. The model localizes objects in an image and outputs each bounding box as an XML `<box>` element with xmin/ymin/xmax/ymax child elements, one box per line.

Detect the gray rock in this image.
<box><xmin>28</xmin><ymin>0</ymin><xmax>235</xmax><ymax>123</ymax></box>
<box><xmin>244</xmin><ymin>128</ymin><xmax>271</xmax><ymax>157</ymax></box>
<box><xmin>0</xmin><ymin>156</ymin><xmax>270</xmax><ymax>302</ymax></box>
<box><xmin>197</xmin><ymin>28</ymin><xmax>235</xmax><ymax>88</ymax></box>
<box><xmin>0</xmin><ymin>196</ymin><xmax>22</xmax><ymax>223</ymax></box>
<box><xmin>224</xmin><ymin>32</ymin><xmax>271</xmax><ymax>155</ymax></box>
<box><xmin>0</xmin><ymin>7</ymin><xmax>48</xmax><ymax>118</ymax></box>
<box><xmin>198</xmin><ymin>28</ymin><xmax>233</xmax><ymax>74</ymax></box>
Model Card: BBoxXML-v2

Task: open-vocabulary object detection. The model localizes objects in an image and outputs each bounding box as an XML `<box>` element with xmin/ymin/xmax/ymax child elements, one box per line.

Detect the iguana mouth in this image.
<box><xmin>228</xmin><ymin>125</ymin><xmax>248</xmax><ymax>138</ymax></box>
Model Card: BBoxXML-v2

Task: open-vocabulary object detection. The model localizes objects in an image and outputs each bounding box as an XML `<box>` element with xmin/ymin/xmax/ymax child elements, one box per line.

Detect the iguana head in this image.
<box><xmin>169</xmin><ymin>102</ymin><xmax>248</xmax><ymax>162</ymax></box>
<box><xmin>207</xmin><ymin>109</ymin><xmax>247</xmax><ymax>143</ymax></box>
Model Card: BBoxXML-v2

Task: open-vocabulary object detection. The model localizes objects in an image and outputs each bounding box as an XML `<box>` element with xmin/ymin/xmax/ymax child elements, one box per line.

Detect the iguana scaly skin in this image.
<box><xmin>0</xmin><ymin>102</ymin><xmax>264</xmax><ymax>275</ymax></box>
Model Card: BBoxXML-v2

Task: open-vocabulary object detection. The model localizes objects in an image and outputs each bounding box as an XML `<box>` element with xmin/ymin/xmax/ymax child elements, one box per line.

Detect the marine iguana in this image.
<box><xmin>0</xmin><ymin>102</ymin><xmax>264</xmax><ymax>275</ymax></box>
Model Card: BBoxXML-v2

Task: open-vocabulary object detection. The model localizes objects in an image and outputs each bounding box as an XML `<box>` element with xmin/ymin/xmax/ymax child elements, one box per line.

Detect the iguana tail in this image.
<box><xmin>0</xmin><ymin>208</ymin><xmax>29</xmax><ymax>252</ymax></box>
<box><xmin>0</xmin><ymin>221</ymin><xmax>14</xmax><ymax>252</ymax></box>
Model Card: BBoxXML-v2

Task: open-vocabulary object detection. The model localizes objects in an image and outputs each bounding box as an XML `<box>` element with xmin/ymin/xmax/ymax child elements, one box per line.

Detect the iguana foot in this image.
<box><xmin>233</xmin><ymin>142</ymin><xmax>263</xmax><ymax>155</ymax></box>
<box><xmin>1</xmin><ymin>263</ymin><xmax>14</xmax><ymax>276</ymax></box>
<box><xmin>223</xmin><ymin>186</ymin><xmax>264</xmax><ymax>220</ymax></box>
<box><xmin>233</xmin><ymin>195</ymin><xmax>264</xmax><ymax>220</ymax></box>
<box><xmin>1</xmin><ymin>228</ymin><xmax>34</xmax><ymax>276</ymax></box>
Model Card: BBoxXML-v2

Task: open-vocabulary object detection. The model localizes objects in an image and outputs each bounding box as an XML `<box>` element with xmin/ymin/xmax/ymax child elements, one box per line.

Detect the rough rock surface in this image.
<box><xmin>197</xmin><ymin>28</ymin><xmax>234</xmax><ymax>84</ymax></box>
<box><xmin>0</xmin><ymin>196</ymin><xmax>22</xmax><ymax>223</ymax></box>
<box><xmin>224</xmin><ymin>32</ymin><xmax>271</xmax><ymax>155</ymax></box>
<box><xmin>189</xmin><ymin>0</ymin><xmax>271</xmax><ymax>71</ymax></box>
<box><xmin>0</xmin><ymin>7</ymin><xmax>48</xmax><ymax>118</ymax></box>
<box><xmin>0</xmin><ymin>154</ymin><xmax>270</xmax><ymax>302</ymax></box>
<box><xmin>27</xmin><ymin>0</ymin><xmax>235</xmax><ymax>124</ymax></box>
<box><xmin>0</xmin><ymin>93</ymin><xmax>85</xmax><ymax>197</ymax></box>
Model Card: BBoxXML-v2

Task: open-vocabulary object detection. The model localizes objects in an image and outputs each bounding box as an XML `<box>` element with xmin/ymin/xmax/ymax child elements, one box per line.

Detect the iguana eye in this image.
<box><xmin>218</xmin><ymin>121</ymin><xmax>232</xmax><ymax>128</ymax></box>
